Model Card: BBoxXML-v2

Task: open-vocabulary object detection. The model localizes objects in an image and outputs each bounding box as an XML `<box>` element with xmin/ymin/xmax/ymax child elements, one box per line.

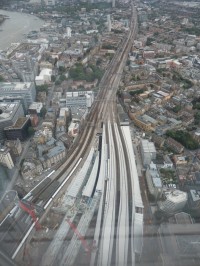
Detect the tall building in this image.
<box><xmin>12</xmin><ymin>55</ymin><xmax>38</xmax><ymax>82</ymax></box>
<box><xmin>66</xmin><ymin>91</ymin><xmax>94</xmax><ymax>108</ymax></box>
<box><xmin>4</xmin><ymin>117</ymin><xmax>31</xmax><ymax>141</ymax></box>
<box><xmin>140</xmin><ymin>139</ymin><xmax>156</xmax><ymax>167</ymax></box>
<box><xmin>0</xmin><ymin>102</ymin><xmax>24</xmax><ymax>140</ymax></box>
<box><xmin>0</xmin><ymin>146</ymin><xmax>14</xmax><ymax>169</ymax></box>
<box><xmin>5</xmin><ymin>139</ymin><xmax>22</xmax><ymax>156</ymax></box>
<box><xmin>0</xmin><ymin>95</ymin><xmax>28</xmax><ymax>113</ymax></box>
<box><xmin>44</xmin><ymin>0</ymin><xmax>55</xmax><ymax>5</ymax></box>
<box><xmin>158</xmin><ymin>190</ymin><xmax>188</xmax><ymax>215</ymax></box>
<box><xmin>107</xmin><ymin>14</ymin><xmax>111</xmax><ymax>32</ymax></box>
<box><xmin>0</xmin><ymin>82</ymin><xmax>36</xmax><ymax>109</ymax></box>
<box><xmin>66</xmin><ymin>27</ymin><xmax>72</xmax><ymax>38</ymax></box>
<box><xmin>146</xmin><ymin>162</ymin><xmax>163</xmax><ymax>199</ymax></box>
<box><xmin>112</xmin><ymin>0</ymin><xmax>115</xmax><ymax>8</ymax></box>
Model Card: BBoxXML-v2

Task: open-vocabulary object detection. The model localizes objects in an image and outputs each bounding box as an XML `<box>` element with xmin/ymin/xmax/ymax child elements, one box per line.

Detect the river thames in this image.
<box><xmin>0</xmin><ymin>9</ymin><xmax>44</xmax><ymax>50</ymax></box>
<box><xmin>0</xmin><ymin>10</ymin><xmax>43</xmax><ymax>194</ymax></box>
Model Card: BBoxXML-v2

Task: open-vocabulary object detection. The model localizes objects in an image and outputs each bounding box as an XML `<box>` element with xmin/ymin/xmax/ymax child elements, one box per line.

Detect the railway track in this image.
<box><xmin>0</xmin><ymin>3</ymin><xmax>138</xmax><ymax>264</ymax></box>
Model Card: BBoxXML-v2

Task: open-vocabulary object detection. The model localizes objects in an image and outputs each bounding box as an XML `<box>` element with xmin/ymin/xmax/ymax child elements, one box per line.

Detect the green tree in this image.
<box><xmin>172</xmin><ymin>105</ymin><xmax>181</xmax><ymax>113</ymax></box>
<box><xmin>0</xmin><ymin>75</ymin><xmax>4</xmax><ymax>82</ymax></box>
<box><xmin>194</xmin><ymin>111</ymin><xmax>200</xmax><ymax>125</ymax></box>
<box><xmin>40</xmin><ymin>106</ymin><xmax>47</xmax><ymax>119</ymax></box>
<box><xmin>51</xmin><ymin>75</ymin><xmax>56</xmax><ymax>82</ymax></box>
<box><xmin>28</xmin><ymin>127</ymin><xmax>35</xmax><ymax>137</ymax></box>
<box><xmin>146</xmin><ymin>37</ymin><xmax>154</xmax><ymax>46</ymax></box>
<box><xmin>36</xmin><ymin>84</ymin><xmax>48</xmax><ymax>93</ymax></box>
<box><xmin>96</xmin><ymin>58</ymin><xmax>103</xmax><ymax>66</ymax></box>
<box><xmin>166</xmin><ymin>130</ymin><xmax>199</xmax><ymax>150</ymax></box>
<box><xmin>58</xmin><ymin>66</ymin><xmax>66</xmax><ymax>73</ymax></box>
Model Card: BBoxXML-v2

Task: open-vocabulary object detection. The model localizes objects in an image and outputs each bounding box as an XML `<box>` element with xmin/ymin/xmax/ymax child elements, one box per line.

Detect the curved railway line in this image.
<box><xmin>29</xmin><ymin>4</ymin><xmax>137</xmax><ymax>207</ymax></box>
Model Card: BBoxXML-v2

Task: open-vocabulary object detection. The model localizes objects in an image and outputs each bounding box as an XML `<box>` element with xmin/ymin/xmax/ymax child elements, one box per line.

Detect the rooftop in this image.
<box><xmin>6</xmin><ymin>117</ymin><xmax>29</xmax><ymax>129</ymax></box>
<box><xmin>0</xmin><ymin>82</ymin><xmax>33</xmax><ymax>91</ymax></box>
<box><xmin>141</xmin><ymin>139</ymin><xmax>156</xmax><ymax>153</ymax></box>
<box><xmin>149</xmin><ymin>162</ymin><xmax>162</xmax><ymax>187</ymax></box>
<box><xmin>174</xmin><ymin>212</ymin><xmax>193</xmax><ymax>225</ymax></box>
<box><xmin>0</xmin><ymin>102</ymin><xmax>21</xmax><ymax>121</ymax></box>
<box><xmin>165</xmin><ymin>190</ymin><xmax>188</xmax><ymax>203</ymax></box>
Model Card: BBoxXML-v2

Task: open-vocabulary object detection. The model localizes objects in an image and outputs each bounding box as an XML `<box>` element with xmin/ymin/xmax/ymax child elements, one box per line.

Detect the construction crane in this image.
<box><xmin>19</xmin><ymin>200</ymin><xmax>42</xmax><ymax>231</ymax></box>
<box><xmin>66</xmin><ymin>219</ymin><xmax>91</xmax><ymax>254</ymax></box>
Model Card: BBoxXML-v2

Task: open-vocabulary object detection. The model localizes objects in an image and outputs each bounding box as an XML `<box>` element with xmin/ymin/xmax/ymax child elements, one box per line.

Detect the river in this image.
<box><xmin>0</xmin><ymin>10</ymin><xmax>44</xmax><ymax>50</ymax></box>
<box><xmin>0</xmin><ymin>10</ymin><xmax>43</xmax><ymax>195</ymax></box>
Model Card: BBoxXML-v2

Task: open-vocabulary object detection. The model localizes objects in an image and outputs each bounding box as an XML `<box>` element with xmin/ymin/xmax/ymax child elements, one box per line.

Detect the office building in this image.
<box><xmin>39</xmin><ymin>140</ymin><xmax>66</xmax><ymax>169</ymax></box>
<box><xmin>35</xmin><ymin>68</ymin><xmax>52</xmax><ymax>86</ymax></box>
<box><xmin>66</xmin><ymin>91</ymin><xmax>94</xmax><ymax>108</ymax></box>
<box><xmin>140</xmin><ymin>139</ymin><xmax>156</xmax><ymax>167</ymax></box>
<box><xmin>44</xmin><ymin>0</ymin><xmax>55</xmax><ymax>5</ymax></box>
<box><xmin>66</xmin><ymin>27</ymin><xmax>72</xmax><ymax>38</ymax></box>
<box><xmin>0</xmin><ymin>82</ymin><xmax>36</xmax><ymax>108</ymax></box>
<box><xmin>0</xmin><ymin>102</ymin><xmax>24</xmax><ymax>140</ymax></box>
<box><xmin>146</xmin><ymin>162</ymin><xmax>163</xmax><ymax>199</ymax></box>
<box><xmin>107</xmin><ymin>14</ymin><xmax>111</xmax><ymax>32</ymax></box>
<box><xmin>28</xmin><ymin>102</ymin><xmax>43</xmax><ymax>115</ymax></box>
<box><xmin>5</xmin><ymin>139</ymin><xmax>22</xmax><ymax>156</ymax></box>
<box><xmin>112</xmin><ymin>0</ymin><xmax>115</xmax><ymax>8</ymax></box>
<box><xmin>158</xmin><ymin>190</ymin><xmax>188</xmax><ymax>215</ymax></box>
<box><xmin>0</xmin><ymin>146</ymin><xmax>14</xmax><ymax>169</ymax></box>
<box><xmin>0</xmin><ymin>95</ymin><xmax>28</xmax><ymax>113</ymax></box>
<box><xmin>4</xmin><ymin>117</ymin><xmax>31</xmax><ymax>141</ymax></box>
<box><xmin>12</xmin><ymin>55</ymin><xmax>38</xmax><ymax>82</ymax></box>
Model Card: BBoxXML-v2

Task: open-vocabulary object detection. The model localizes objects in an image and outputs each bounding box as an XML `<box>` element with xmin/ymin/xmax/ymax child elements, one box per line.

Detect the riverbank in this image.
<box><xmin>0</xmin><ymin>9</ymin><xmax>44</xmax><ymax>50</ymax></box>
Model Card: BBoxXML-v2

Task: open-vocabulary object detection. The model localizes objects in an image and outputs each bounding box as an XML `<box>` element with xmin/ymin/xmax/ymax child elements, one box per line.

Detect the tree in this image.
<box><xmin>126</xmin><ymin>60</ymin><xmax>131</xmax><ymax>66</ymax></box>
<box><xmin>55</xmin><ymin>79</ymin><xmax>62</xmax><ymax>86</ymax></box>
<box><xmin>0</xmin><ymin>75</ymin><xmax>4</xmax><ymax>82</ymax></box>
<box><xmin>69</xmin><ymin>63</ymin><xmax>103</xmax><ymax>82</ymax></box>
<box><xmin>40</xmin><ymin>106</ymin><xmax>47</xmax><ymax>119</ymax></box>
<box><xmin>146</xmin><ymin>37</ymin><xmax>154</xmax><ymax>46</ymax></box>
<box><xmin>166</xmin><ymin>130</ymin><xmax>199</xmax><ymax>150</ymax></box>
<box><xmin>96</xmin><ymin>58</ymin><xmax>103</xmax><ymax>66</ymax></box>
<box><xmin>36</xmin><ymin>84</ymin><xmax>48</xmax><ymax>93</ymax></box>
<box><xmin>172</xmin><ymin>105</ymin><xmax>181</xmax><ymax>113</ymax></box>
<box><xmin>194</xmin><ymin>111</ymin><xmax>200</xmax><ymax>125</ymax></box>
<box><xmin>154</xmin><ymin>210</ymin><xmax>164</xmax><ymax>221</ymax></box>
<box><xmin>28</xmin><ymin>127</ymin><xmax>35</xmax><ymax>137</ymax></box>
<box><xmin>58</xmin><ymin>66</ymin><xmax>66</xmax><ymax>73</ymax></box>
<box><xmin>60</xmin><ymin>74</ymin><xmax>67</xmax><ymax>82</ymax></box>
<box><xmin>51</xmin><ymin>75</ymin><xmax>56</xmax><ymax>82</ymax></box>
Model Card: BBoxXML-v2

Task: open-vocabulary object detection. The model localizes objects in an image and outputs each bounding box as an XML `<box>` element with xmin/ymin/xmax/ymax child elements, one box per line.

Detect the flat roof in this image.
<box><xmin>5</xmin><ymin>117</ymin><xmax>29</xmax><ymax>129</ymax></box>
<box><xmin>142</xmin><ymin>114</ymin><xmax>157</xmax><ymax>124</ymax></box>
<box><xmin>157</xmin><ymin>90</ymin><xmax>169</xmax><ymax>97</ymax></box>
<box><xmin>190</xmin><ymin>189</ymin><xmax>200</xmax><ymax>202</ymax></box>
<box><xmin>175</xmin><ymin>212</ymin><xmax>193</xmax><ymax>225</ymax></box>
<box><xmin>166</xmin><ymin>190</ymin><xmax>188</xmax><ymax>203</ymax></box>
<box><xmin>46</xmin><ymin>143</ymin><xmax>65</xmax><ymax>158</ymax></box>
<box><xmin>82</xmin><ymin>152</ymin><xmax>99</xmax><ymax>198</ymax></box>
<box><xmin>0</xmin><ymin>102</ymin><xmax>20</xmax><ymax>121</ymax></box>
<box><xmin>0</xmin><ymin>82</ymin><xmax>32</xmax><ymax>91</ymax></box>
<box><xmin>67</xmin><ymin>148</ymin><xmax>95</xmax><ymax>198</ymax></box>
<box><xmin>121</xmin><ymin>126</ymin><xmax>144</xmax><ymax>208</ymax></box>
<box><xmin>141</xmin><ymin>139</ymin><xmax>156</xmax><ymax>153</ymax></box>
